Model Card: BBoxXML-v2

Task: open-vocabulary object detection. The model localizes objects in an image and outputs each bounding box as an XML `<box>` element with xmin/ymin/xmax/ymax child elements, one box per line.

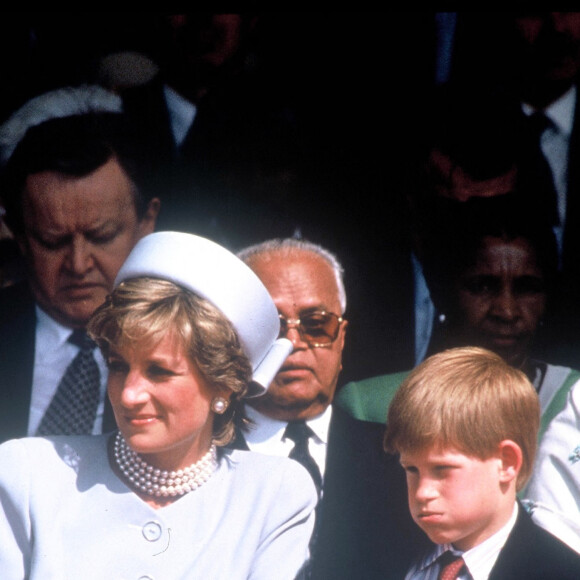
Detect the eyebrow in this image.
<box><xmin>295</xmin><ymin>306</ymin><xmax>334</xmax><ymax>315</ymax></box>
<box><xmin>30</xmin><ymin>219</ymin><xmax>121</xmax><ymax>237</ymax></box>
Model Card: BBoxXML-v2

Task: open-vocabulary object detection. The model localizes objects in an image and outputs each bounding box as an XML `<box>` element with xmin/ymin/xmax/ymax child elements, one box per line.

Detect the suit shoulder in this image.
<box><xmin>492</xmin><ymin>507</ymin><xmax>580</xmax><ymax>579</ymax></box>
<box><xmin>526</xmin><ymin>518</ymin><xmax>580</xmax><ymax>570</ymax></box>
<box><xmin>330</xmin><ymin>405</ymin><xmax>385</xmax><ymax>435</ymax></box>
<box><xmin>0</xmin><ymin>282</ymin><xmax>35</xmax><ymax>326</ymax></box>
<box><xmin>328</xmin><ymin>406</ymin><xmax>393</xmax><ymax>466</ymax></box>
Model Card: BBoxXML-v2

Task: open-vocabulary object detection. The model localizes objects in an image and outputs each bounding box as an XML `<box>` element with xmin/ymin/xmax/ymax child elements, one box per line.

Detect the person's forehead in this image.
<box><xmin>22</xmin><ymin>158</ymin><xmax>138</xmax><ymax>220</ymax></box>
<box><xmin>400</xmin><ymin>444</ymin><xmax>473</xmax><ymax>464</ymax></box>
<box><xmin>251</xmin><ymin>251</ymin><xmax>340</xmax><ymax>310</ymax></box>
<box><xmin>24</xmin><ymin>156</ymin><xmax>132</xmax><ymax>191</ymax></box>
<box><xmin>471</xmin><ymin>236</ymin><xmax>542</xmax><ymax>271</ymax></box>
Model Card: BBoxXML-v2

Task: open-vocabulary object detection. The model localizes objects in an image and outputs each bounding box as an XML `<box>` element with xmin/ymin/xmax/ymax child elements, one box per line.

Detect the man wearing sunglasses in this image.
<box><xmin>234</xmin><ymin>238</ymin><xmax>431</xmax><ymax>580</ymax></box>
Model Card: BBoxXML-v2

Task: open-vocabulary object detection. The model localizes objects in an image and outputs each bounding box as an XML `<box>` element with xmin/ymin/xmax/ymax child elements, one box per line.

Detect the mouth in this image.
<box><xmin>61</xmin><ymin>283</ymin><xmax>103</xmax><ymax>296</ymax></box>
<box><xmin>481</xmin><ymin>327</ymin><xmax>526</xmax><ymax>343</ymax></box>
<box><xmin>416</xmin><ymin>512</ymin><xmax>444</xmax><ymax>524</ymax></box>
<box><xmin>276</xmin><ymin>364</ymin><xmax>312</xmax><ymax>380</ymax></box>
<box><xmin>488</xmin><ymin>333</ymin><xmax>524</xmax><ymax>347</ymax></box>
<box><xmin>124</xmin><ymin>414</ymin><xmax>159</xmax><ymax>427</ymax></box>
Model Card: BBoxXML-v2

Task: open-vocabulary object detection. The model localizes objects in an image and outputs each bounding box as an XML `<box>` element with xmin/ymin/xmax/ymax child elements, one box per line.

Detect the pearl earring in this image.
<box><xmin>212</xmin><ymin>397</ymin><xmax>229</xmax><ymax>414</ymax></box>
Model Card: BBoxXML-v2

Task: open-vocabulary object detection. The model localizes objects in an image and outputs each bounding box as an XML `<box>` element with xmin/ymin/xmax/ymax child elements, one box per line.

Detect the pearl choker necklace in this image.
<box><xmin>113</xmin><ymin>432</ymin><xmax>218</xmax><ymax>498</ymax></box>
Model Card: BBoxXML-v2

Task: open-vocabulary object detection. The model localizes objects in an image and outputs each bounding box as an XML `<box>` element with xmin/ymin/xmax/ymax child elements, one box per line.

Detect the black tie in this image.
<box><xmin>523</xmin><ymin>111</ymin><xmax>560</xmax><ymax>226</ymax></box>
<box><xmin>36</xmin><ymin>329</ymin><xmax>101</xmax><ymax>435</ymax></box>
<box><xmin>284</xmin><ymin>420</ymin><xmax>323</xmax><ymax>495</ymax></box>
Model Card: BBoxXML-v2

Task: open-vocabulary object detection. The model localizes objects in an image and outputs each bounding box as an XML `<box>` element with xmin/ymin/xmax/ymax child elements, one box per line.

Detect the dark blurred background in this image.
<box><xmin>9</xmin><ymin>12</ymin><xmax>575</xmax><ymax>388</ymax></box>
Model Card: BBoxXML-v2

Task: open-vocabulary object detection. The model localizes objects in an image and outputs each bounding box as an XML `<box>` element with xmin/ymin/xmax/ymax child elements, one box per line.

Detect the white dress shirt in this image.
<box><xmin>242</xmin><ymin>404</ymin><xmax>332</xmax><ymax>479</ymax></box>
<box><xmin>28</xmin><ymin>306</ymin><xmax>108</xmax><ymax>435</ymax></box>
<box><xmin>522</xmin><ymin>85</ymin><xmax>577</xmax><ymax>256</ymax></box>
<box><xmin>163</xmin><ymin>84</ymin><xmax>197</xmax><ymax>147</ymax></box>
<box><xmin>405</xmin><ymin>503</ymin><xmax>518</xmax><ymax>580</ymax></box>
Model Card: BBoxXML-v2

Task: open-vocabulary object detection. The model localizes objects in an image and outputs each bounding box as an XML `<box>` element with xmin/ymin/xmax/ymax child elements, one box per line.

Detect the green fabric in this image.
<box><xmin>335</xmin><ymin>370</ymin><xmax>410</xmax><ymax>423</ymax></box>
<box><xmin>538</xmin><ymin>369</ymin><xmax>580</xmax><ymax>443</ymax></box>
<box><xmin>337</xmin><ymin>367</ymin><xmax>580</xmax><ymax>433</ymax></box>
<box><xmin>519</xmin><ymin>368</ymin><xmax>580</xmax><ymax>499</ymax></box>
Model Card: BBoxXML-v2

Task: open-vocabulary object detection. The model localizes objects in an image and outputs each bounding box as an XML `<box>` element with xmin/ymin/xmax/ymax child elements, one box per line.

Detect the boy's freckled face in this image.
<box><xmin>399</xmin><ymin>446</ymin><xmax>509</xmax><ymax>551</ymax></box>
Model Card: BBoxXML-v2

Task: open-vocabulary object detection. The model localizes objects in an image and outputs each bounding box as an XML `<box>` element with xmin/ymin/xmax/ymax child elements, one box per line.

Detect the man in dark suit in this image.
<box><xmin>103</xmin><ymin>13</ymin><xmax>305</xmax><ymax>250</ymax></box>
<box><xmin>232</xmin><ymin>238</ymin><xmax>431</xmax><ymax>580</ymax></box>
<box><xmin>0</xmin><ymin>94</ymin><xmax>160</xmax><ymax>443</ymax></box>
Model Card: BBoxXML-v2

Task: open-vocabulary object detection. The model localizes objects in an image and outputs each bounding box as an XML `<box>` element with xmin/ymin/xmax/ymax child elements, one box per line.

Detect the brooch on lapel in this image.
<box><xmin>569</xmin><ymin>445</ymin><xmax>580</xmax><ymax>465</ymax></box>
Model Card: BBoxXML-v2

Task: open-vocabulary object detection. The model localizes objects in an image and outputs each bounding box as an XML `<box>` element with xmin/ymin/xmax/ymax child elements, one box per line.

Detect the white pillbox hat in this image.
<box><xmin>114</xmin><ymin>231</ymin><xmax>292</xmax><ymax>396</ymax></box>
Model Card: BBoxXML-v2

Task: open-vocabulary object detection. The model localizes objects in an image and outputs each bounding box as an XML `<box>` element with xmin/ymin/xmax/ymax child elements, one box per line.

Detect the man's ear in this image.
<box><xmin>138</xmin><ymin>197</ymin><xmax>161</xmax><ymax>237</ymax></box>
<box><xmin>497</xmin><ymin>439</ymin><xmax>523</xmax><ymax>484</ymax></box>
<box><xmin>338</xmin><ymin>318</ymin><xmax>348</xmax><ymax>347</ymax></box>
<box><xmin>337</xmin><ymin>319</ymin><xmax>348</xmax><ymax>372</ymax></box>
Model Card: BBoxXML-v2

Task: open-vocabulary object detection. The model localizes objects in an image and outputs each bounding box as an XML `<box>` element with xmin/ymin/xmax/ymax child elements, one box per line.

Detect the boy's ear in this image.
<box><xmin>497</xmin><ymin>439</ymin><xmax>523</xmax><ymax>484</ymax></box>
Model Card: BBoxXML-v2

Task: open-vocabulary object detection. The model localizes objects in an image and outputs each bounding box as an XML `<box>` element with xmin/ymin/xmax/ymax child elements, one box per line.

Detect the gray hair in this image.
<box><xmin>237</xmin><ymin>238</ymin><xmax>347</xmax><ymax>314</ymax></box>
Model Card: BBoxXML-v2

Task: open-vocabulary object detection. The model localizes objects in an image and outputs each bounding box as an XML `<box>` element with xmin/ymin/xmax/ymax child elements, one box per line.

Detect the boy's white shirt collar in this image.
<box><xmin>452</xmin><ymin>502</ymin><xmax>519</xmax><ymax>580</ymax></box>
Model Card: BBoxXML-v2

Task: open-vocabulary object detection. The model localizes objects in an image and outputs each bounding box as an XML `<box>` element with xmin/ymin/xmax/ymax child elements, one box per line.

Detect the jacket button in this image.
<box><xmin>142</xmin><ymin>521</ymin><xmax>163</xmax><ymax>542</ymax></box>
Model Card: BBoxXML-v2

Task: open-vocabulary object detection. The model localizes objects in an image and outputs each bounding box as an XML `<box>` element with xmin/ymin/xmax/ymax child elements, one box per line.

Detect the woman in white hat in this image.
<box><xmin>0</xmin><ymin>232</ymin><xmax>316</xmax><ymax>579</ymax></box>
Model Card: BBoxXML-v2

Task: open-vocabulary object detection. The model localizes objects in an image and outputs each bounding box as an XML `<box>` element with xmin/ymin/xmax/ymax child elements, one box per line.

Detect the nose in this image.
<box><xmin>65</xmin><ymin>237</ymin><xmax>94</xmax><ymax>275</ymax></box>
<box><xmin>119</xmin><ymin>370</ymin><xmax>150</xmax><ymax>408</ymax></box>
<box><xmin>284</xmin><ymin>324</ymin><xmax>309</xmax><ymax>350</ymax></box>
<box><xmin>490</xmin><ymin>287</ymin><xmax>520</xmax><ymax>321</ymax></box>
<box><xmin>413</xmin><ymin>476</ymin><xmax>438</xmax><ymax>503</ymax></box>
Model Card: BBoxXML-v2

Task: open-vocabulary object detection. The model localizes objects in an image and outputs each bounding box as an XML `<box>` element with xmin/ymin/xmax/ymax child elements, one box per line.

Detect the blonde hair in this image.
<box><xmin>384</xmin><ymin>346</ymin><xmax>540</xmax><ymax>491</ymax></box>
<box><xmin>88</xmin><ymin>277</ymin><xmax>252</xmax><ymax>445</ymax></box>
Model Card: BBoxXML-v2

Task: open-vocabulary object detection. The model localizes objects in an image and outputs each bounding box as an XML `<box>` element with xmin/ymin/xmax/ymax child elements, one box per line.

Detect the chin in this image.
<box><xmin>126</xmin><ymin>441</ymin><xmax>165</xmax><ymax>459</ymax></box>
<box><xmin>272</xmin><ymin>378</ymin><xmax>315</xmax><ymax>396</ymax></box>
<box><xmin>422</xmin><ymin>527</ymin><xmax>458</xmax><ymax>546</ymax></box>
<box><xmin>493</xmin><ymin>346</ymin><xmax>526</xmax><ymax>368</ymax></box>
<box><xmin>59</xmin><ymin>299</ymin><xmax>104</xmax><ymax>325</ymax></box>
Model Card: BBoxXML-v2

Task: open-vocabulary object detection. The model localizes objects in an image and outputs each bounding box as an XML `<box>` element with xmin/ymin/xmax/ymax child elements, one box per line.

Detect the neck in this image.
<box><xmin>454</xmin><ymin>498</ymin><xmax>517</xmax><ymax>552</ymax></box>
<box><xmin>248</xmin><ymin>398</ymin><xmax>329</xmax><ymax>422</ymax></box>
